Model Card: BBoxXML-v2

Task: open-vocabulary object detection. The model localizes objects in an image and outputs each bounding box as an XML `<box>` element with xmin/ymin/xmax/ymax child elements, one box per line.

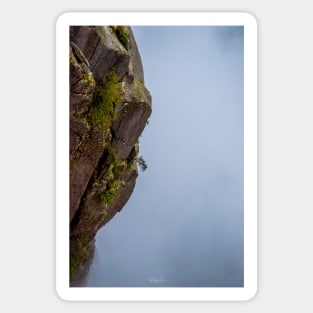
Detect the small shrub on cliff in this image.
<box><xmin>90</xmin><ymin>69</ymin><xmax>122</xmax><ymax>129</ymax></box>
<box><xmin>137</xmin><ymin>156</ymin><xmax>148</xmax><ymax>172</ymax></box>
<box><xmin>126</xmin><ymin>145</ymin><xmax>148</xmax><ymax>172</ymax></box>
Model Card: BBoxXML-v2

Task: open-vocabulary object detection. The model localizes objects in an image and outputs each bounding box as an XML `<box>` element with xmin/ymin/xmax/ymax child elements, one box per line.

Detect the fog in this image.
<box><xmin>87</xmin><ymin>26</ymin><xmax>244</xmax><ymax>287</ymax></box>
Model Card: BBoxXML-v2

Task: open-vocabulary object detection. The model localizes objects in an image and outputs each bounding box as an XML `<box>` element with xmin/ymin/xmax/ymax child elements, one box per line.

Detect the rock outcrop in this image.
<box><xmin>69</xmin><ymin>26</ymin><xmax>151</xmax><ymax>286</ymax></box>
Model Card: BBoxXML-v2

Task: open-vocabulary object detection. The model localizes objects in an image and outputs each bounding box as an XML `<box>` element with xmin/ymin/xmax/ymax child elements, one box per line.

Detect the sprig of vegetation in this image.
<box><xmin>127</xmin><ymin>143</ymin><xmax>148</xmax><ymax>172</ymax></box>
<box><xmin>137</xmin><ymin>156</ymin><xmax>148</xmax><ymax>172</ymax></box>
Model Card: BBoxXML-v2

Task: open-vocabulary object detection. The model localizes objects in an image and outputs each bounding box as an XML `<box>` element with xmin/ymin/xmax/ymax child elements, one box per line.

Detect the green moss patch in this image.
<box><xmin>89</xmin><ymin>69</ymin><xmax>122</xmax><ymax>130</ymax></box>
<box><xmin>114</xmin><ymin>26</ymin><xmax>128</xmax><ymax>47</ymax></box>
<box><xmin>70</xmin><ymin>236</ymin><xmax>90</xmax><ymax>279</ymax></box>
<box><xmin>98</xmin><ymin>145</ymin><xmax>125</xmax><ymax>205</ymax></box>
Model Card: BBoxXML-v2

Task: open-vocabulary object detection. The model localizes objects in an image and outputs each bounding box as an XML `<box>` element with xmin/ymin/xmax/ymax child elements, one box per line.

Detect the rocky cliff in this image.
<box><xmin>69</xmin><ymin>26</ymin><xmax>151</xmax><ymax>286</ymax></box>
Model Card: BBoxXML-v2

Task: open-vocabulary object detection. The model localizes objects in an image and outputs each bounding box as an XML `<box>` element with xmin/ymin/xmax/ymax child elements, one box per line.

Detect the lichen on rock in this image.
<box><xmin>69</xmin><ymin>26</ymin><xmax>151</xmax><ymax>286</ymax></box>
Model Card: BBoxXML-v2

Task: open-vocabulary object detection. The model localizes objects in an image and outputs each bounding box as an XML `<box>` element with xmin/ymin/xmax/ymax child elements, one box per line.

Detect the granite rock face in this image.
<box><xmin>69</xmin><ymin>26</ymin><xmax>151</xmax><ymax>286</ymax></box>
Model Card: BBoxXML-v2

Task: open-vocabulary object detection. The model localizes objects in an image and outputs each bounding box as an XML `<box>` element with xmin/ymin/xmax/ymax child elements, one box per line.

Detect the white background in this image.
<box><xmin>1</xmin><ymin>0</ymin><xmax>312</xmax><ymax>312</ymax></box>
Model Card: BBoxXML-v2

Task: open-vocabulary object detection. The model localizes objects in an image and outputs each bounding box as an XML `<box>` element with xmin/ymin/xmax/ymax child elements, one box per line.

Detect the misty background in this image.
<box><xmin>87</xmin><ymin>26</ymin><xmax>244</xmax><ymax>287</ymax></box>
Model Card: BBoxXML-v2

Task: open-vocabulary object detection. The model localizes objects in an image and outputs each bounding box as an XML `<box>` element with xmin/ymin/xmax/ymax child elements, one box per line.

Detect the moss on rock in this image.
<box><xmin>69</xmin><ymin>25</ymin><xmax>152</xmax><ymax>286</ymax></box>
